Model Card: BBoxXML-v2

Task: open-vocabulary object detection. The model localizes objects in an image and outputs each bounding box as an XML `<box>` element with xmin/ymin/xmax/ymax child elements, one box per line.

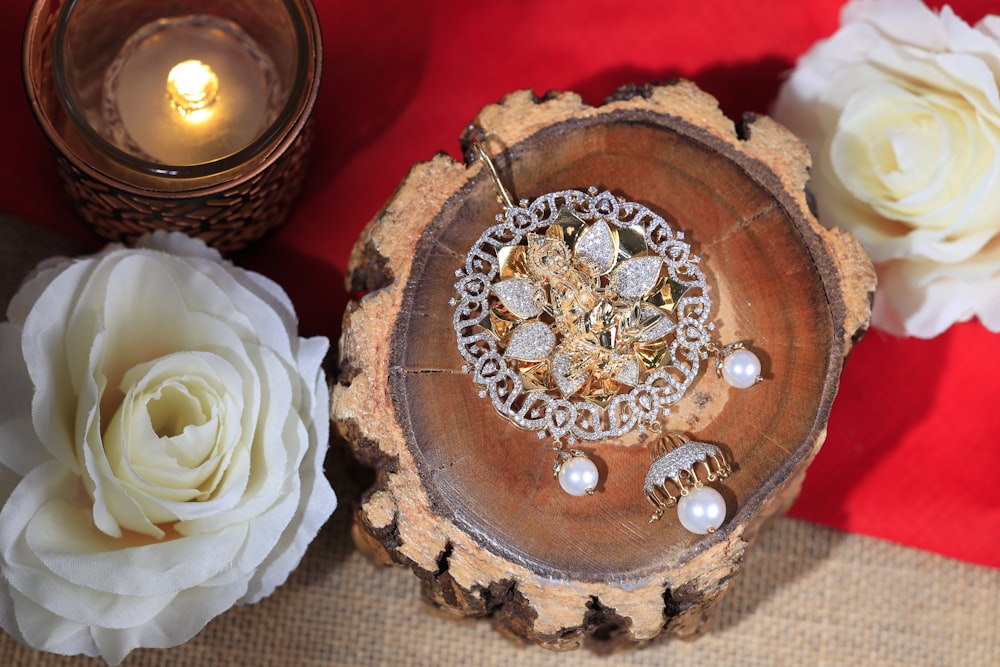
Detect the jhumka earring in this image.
<box><xmin>451</xmin><ymin>141</ymin><xmax>764</xmax><ymax>534</ymax></box>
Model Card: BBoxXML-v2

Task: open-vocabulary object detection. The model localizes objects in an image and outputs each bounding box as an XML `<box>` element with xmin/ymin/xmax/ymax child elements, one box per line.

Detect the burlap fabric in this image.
<box><xmin>1</xmin><ymin>216</ymin><xmax>997</xmax><ymax>667</ymax></box>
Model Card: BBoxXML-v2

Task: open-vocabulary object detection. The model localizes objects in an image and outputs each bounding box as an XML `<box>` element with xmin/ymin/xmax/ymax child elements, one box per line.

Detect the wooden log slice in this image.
<box><xmin>332</xmin><ymin>82</ymin><xmax>875</xmax><ymax>652</ymax></box>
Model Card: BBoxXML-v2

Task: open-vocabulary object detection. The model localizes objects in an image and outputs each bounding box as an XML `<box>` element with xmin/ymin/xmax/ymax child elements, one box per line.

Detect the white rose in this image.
<box><xmin>0</xmin><ymin>232</ymin><xmax>335</xmax><ymax>664</ymax></box>
<box><xmin>773</xmin><ymin>0</ymin><xmax>1000</xmax><ymax>337</ymax></box>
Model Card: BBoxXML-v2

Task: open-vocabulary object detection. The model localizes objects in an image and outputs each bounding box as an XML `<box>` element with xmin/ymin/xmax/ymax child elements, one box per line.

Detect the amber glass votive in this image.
<box><xmin>24</xmin><ymin>0</ymin><xmax>322</xmax><ymax>253</ymax></box>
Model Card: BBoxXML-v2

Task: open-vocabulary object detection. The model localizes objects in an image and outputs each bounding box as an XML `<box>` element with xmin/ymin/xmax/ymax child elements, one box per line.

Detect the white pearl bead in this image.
<box><xmin>558</xmin><ymin>455</ymin><xmax>599</xmax><ymax>496</ymax></box>
<box><xmin>722</xmin><ymin>348</ymin><xmax>761</xmax><ymax>389</ymax></box>
<box><xmin>677</xmin><ymin>486</ymin><xmax>727</xmax><ymax>534</ymax></box>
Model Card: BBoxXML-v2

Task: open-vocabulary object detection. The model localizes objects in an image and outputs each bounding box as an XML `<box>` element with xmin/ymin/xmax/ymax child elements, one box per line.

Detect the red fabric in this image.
<box><xmin>2</xmin><ymin>0</ymin><xmax>998</xmax><ymax>567</ymax></box>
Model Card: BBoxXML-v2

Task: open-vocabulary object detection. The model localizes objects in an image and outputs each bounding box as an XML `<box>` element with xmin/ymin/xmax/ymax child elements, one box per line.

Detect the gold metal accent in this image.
<box><xmin>472</xmin><ymin>140</ymin><xmax>514</xmax><ymax>212</ymax></box>
<box><xmin>644</xmin><ymin>432</ymin><xmax>733</xmax><ymax>523</ymax></box>
<box><xmin>487</xmin><ymin>210</ymin><xmax>681</xmax><ymax>407</ymax></box>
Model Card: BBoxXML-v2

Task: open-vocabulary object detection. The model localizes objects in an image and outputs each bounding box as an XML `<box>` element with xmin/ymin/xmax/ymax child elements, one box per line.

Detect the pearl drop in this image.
<box><xmin>677</xmin><ymin>486</ymin><xmax>727</xmax><ymax>534</ymax></box>
<box><xmin>558</xmin><ymin>455</ymin><xmax>599</xmax><ymax>496</ymax></box>
<box><xmin>721</xmin><ymin>348</ymin><xmax>761</xmax><ymax>389</ymax></box>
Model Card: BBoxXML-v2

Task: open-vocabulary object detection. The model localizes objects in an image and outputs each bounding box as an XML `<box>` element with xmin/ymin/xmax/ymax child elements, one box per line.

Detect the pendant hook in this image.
<box><xmin>471</xmin><ymin>140</ymin><xmax>515</xmax><ymax>212</ymax></box>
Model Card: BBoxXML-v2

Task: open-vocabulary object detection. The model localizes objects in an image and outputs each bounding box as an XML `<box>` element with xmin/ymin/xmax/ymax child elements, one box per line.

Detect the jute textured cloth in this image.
<box><xmin>1</xmin><ymin>217</ymin><xmax>997</xmax><ymax>666</ymax></box>
<box><xmin>0</xmin><ymin>482</ymin><xmax>996</xmax><ymax>667</ymax></box>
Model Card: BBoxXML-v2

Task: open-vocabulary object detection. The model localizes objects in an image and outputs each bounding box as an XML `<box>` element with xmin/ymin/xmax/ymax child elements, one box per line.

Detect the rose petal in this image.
<box><xmin>0</xmin><ymin>577</ymin><xmax>37</xmax><ymax>651</ymax></box>
<box><xmin>232</xmin><ymin>479</ymin><xmax>300</xmax><ymax>603</ymax></box>
<box><xmin>242</xmin><ymin>336</ymin><xmax>333</xmax><ymax>603</ymax></box>
<box><xmin>934</xmin><ymin>53</ymin><xmax>1000</xmax><ymax>121</ymax></box>
<box><xmin>0</xmin><ymin>324</ymin><xmax>50</xmax><ymax>478</ymax></box>
<box><xmin>873</xmin><ymin>250</ymin><xmax>1000</xmax><ymax>337</ymax></box>
<box><xmin>0</xmin><ymin>459</ymin><xmax>21</xmax><ymax>509</ymax></box>
<box><xmin>83</xmin><ymin>423</ymin><xmax>164</xmax><ymax>539</ymax></box>
<box><xmin>26</xmin><ymin>499</ymin><xmax>246</xmax><ymax>597</ymax></box>
<box><xmin>9</xmin><ymin>587</ymin><xmax>94</xmax><ymax>657</ymax></box>
<box><xmin>91</xmin><ymin>577</ymin><xmax>248</xmax><ymax>666</ymax></box>
<box><xmin>168</xmin><ymin>256</ymin><xmax>297</xmax><ymax>359</ymax></box>
<box><xmin>978</xmin><ymin>15</ymin><xmax>1000</xmax><ymax>43</ymax></box>
<box><xmin>21</xmin><ymin>259</ymin><xmax>102</xmax><ymax>474</ymax></box>
<box><xmin>842</xmin><ymin>0</ymin><xmax>947</xmax><ymax>51</ymax></box>
<box><xmin>0</xmin><ymin>463</ymin><xmax>174</xmax><ymax>624</ymax></box>
<box><xmin>941</xmin><ymin>6</ymin><xmax>1000</xmax><ymax>58</ymax></box>
<box><xmin>0</xmin><ymin>419</ymin><xmax>47</xmax><ymax>479</ymax></box>
<box><xmin>134</xmin><ymin>230</ymin><xmax>221</xmax><ymax>262</ymax></box>
<box><xmin>0</xmin><ymin>323</ymin><xmax>31</xmax><ymax>424</ymax></box>
<box><xmin>93</xmin><ymin>255</ymin><xmax>257</xmax><ymax>384</ymax></box>
<box><xmin>4</xmin><ymin>256</ymin><xmax>75</xmax><ymax>326</ymax></box>
<box><xmin>173</xmin><ymin>346</ymin><xmax>293</xmax><ymax>535</ymax></box>
<box><xmin>102</xmin><ymin>352</ymin><xmax>249</xmax><ymax>524</ymax></box>
<box><xmin>224</xmin><ymin>265</ymin><xmax>299</xmax><ymax>338</ymax></box>
<box><xmin>873</xmin><ymin>260</ymin><xmax>978</xmax><ymax>337</ymax></box>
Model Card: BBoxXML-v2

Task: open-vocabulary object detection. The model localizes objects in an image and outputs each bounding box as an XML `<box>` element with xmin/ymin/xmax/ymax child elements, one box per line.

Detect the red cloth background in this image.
<box><xmin>1</xmin><ymin>0</ymin><xmax>998</xmax><ymax>567</ymax></box>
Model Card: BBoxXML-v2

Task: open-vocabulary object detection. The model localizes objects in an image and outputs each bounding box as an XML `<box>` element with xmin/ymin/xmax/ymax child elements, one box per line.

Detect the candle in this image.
<box><xmin>103</xmin><ymin>15</ymin><xmax>282</xmax><ymax>166</ymax></box>
<box><xmin>24</xmin><ymin>0</ymin><xmax>322</xmax><ymax>253</ymax></box>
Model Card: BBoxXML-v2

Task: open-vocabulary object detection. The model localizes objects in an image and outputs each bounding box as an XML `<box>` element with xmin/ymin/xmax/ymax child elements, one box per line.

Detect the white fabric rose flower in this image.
<box><xmin>0</xmin><ymin>232</ymin><xmax>335</xmax><ymax>664</ymax></box>
<box><xmin>773</xmin><ymin>0</ymin><xmax>1000</xmax><ymax>337</ymax></box>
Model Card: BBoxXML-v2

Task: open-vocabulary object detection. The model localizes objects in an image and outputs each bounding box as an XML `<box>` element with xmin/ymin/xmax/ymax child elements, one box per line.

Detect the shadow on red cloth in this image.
<box><xmin>236</xmin><ymin>236</ymin><xmax>348</xmax><ymax>341</ymax></box>
<box><xmin>306</xmin><ymin>0</ymin><xmax>433</xmax><ymax>191</ymax></box>
<box><xmin>569</xmin><ymin>54</ymin><xmax>793</xmax><ymax>120</ymax></box>
<box><xmin>789</xmin><ymin>325</ymin><xmax>1000</xmax><ymax>568</ymax></box>
<box><xmin>795</xmin><ymin>330</ymin><xmax>950</xmax><ymax>527</ymax></box>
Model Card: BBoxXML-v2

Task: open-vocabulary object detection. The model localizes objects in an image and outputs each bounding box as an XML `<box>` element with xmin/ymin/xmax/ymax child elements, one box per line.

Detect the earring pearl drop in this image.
<box><xmin>677</xmin><ymin>486</ymin><xmax>727</xmax><ymax>534</ymax></box>
<box><xmin>557</xmin><ymin>455</ymin><xmax>599</xmax><ymax>496</ymax></box>
<box><xmin>721</xmin><ymin>348</ymin><xmax>762</xmax><ymax>389</ymax></box>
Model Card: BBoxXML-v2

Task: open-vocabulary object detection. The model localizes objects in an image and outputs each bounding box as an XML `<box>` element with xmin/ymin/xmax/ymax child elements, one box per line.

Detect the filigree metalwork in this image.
<box><xmin>453</xmin><ymin>188</ymin><xmax>712</xmax><ymax>442</ymax></box>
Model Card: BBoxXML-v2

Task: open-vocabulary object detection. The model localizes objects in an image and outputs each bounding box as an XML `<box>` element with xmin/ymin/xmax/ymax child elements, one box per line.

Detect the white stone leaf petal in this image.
<box><xmin>637</xmin><ymin>305</ymin><xmax>677</xmax><ymax>342</ymax></box>
<box><xmin>551</xmin><ymin>351</ymin><xmax>586</xmax><ymax>397</ymax></box>
<box><xmin>504</xmin><ymin>322</ymin><xmax>555</xmax><ymax>361</ymax></box>
<box><xmin>492</xmin><ymin>279</ymin><xmax>545</xmax><ymax>318</ymax></box>
<box><xmin>574</xmin><ymin>220</ymin><xmax>617</xmax><ymax>275</ymax></box>
<box><xmin>615</xmin><ymin>359</ymin><xmax>640</xmax><ymax>386</ymax></box>
<box><xmin>611</xmin><ymin>256</ymin><xmax>662</xmax><ymax>300</ymax></box>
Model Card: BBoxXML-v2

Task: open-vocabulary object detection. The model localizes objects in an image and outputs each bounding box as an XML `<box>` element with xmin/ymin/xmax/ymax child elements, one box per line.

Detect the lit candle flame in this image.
<box><xmin>167</xmin><ymin>60</ymin><xmax>219</xmax><ymax>121</ymax></box>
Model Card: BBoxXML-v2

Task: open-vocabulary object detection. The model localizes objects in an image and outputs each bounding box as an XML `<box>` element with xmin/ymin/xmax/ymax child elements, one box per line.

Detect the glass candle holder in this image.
<box><xmin>24</xmin><ymin>0</ymin><xmax>322</xmax><ymax>253</ymax></box>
